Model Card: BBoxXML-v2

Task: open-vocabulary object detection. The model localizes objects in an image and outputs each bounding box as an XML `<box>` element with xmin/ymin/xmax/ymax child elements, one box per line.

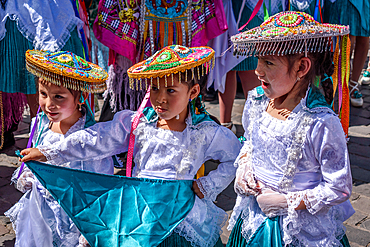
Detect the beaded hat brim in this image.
<box><xmin>26</xmin><ymin>50</ymin><xmax>108</xmax><ymax>93</ymax></box>
<box><xmin>231</xmin><ymin>11</ymin><xmax>349</xmax><ymax>57</ymax></box>
<box><xmin>127</xmin><ymin>45</ymin><xmax>215</xmax><ymax>90</ymax></box>
<box><xmin>230</xmin><ymin>11</ymin><xmax>351</xmax><ymax>137</ymax></box>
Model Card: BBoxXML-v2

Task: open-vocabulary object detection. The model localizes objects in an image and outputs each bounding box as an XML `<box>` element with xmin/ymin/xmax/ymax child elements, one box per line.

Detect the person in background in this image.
<box><xmin>324</xmin><ymin>0</ymin><xmax>370</xmax><ymax>107</ymax></box>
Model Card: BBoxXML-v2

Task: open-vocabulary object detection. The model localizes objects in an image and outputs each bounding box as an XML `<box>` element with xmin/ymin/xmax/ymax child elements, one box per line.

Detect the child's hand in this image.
<box><xmin>256</xmin><ymin>189</ymin><xmax>288</xmax><ymax>218</ymax></box>
<box><xmin>192</xmin><ymin>181</ymin><xmax>204</xmax><ymax>199</ymax></box>
<box><xmin>234</xmin><ymin>156</ymin><xmax>262</xmax><ymax>196</ymax></box>
<box><xmin>20</xmin><ymin>148</ymin><xmax>47</xmax><ymax>162</ymax></box>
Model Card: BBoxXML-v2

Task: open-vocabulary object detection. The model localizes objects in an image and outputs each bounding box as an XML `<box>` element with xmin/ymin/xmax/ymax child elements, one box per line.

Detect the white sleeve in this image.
<box><xmin>37</xmin><ymin>110</ymin><xmax>135</xmax><ymax>165</ymax></box>
<box><xmin>196</xmin><ymin>126</ymin><xmax>242</xmax><ymax>201</ymax></box>
<box><xmin>286</xmin><ymin>115</ymin><xmax>352</xmax><ymax>215</ymax></box>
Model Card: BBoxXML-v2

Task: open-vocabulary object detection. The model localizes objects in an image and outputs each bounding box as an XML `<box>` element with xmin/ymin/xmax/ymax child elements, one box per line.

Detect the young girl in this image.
<box><xmin>227</xmin><ymin>11</ymin><xmax>354</xmax><ymax>246</ymax></box>
<box><xmin>20</xmin><ymin>45</ymin><xmax>242</xmax><ymax>247</ymax></box>
<box><xmin>5</xmin><ymin>50</ymin><xmax>113</xmax><ymax>247</ymax></box>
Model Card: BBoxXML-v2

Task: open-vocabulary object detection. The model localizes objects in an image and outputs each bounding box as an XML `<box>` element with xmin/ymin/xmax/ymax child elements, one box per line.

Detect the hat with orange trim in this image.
<box><xmin>127</xmin><ymin>45</ymin><xmax>215</xmax><ymax>90</ymax></box>
<box><xmin>26</xmin><ymin>50</ymin><xmax>108</xmax><ymax>93</ymax></box>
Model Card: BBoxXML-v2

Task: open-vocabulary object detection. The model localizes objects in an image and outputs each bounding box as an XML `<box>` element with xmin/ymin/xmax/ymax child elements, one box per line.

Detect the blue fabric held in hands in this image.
<box><xmin>23</xmin><ymin>160</ymin><xmax>195</xmax><ymax>247</ymax></box>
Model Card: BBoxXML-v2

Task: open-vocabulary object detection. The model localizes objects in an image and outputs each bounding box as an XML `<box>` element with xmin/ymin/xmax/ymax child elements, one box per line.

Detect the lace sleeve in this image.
<box><xmin>287</xmin><ymin>115</ymin><xmax>352</xmax><ymax>215</ymax></box>
<box><xmin>197</xmin><ymin>126</ymin><xmax>242</xmax><ymax>201</ymax></box>
<box><xmin>37</xmin><ymin>110</ymin><xmax>134</xmax><ymax>165</ymax></box>
<box><xmin>11</xmin><ymin>166</ymin><xmax>36</xmax><ymax>193</ymax></box>
<box><xmin>241</xmin><ymin>96</ymin><xmax>252</xmax><ymax>135</ymax></box>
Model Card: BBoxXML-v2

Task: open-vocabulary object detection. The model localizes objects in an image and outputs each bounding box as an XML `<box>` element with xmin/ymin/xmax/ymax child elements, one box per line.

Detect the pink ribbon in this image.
<box><xmin>126</xmin><ymin>86</ymin><xmax>151</xmax><ymax>177</ymax></box>
<box><xmin>238</xmin><ymin>0</ymin><xmax>264</xmax><ymax>32</ymax></box>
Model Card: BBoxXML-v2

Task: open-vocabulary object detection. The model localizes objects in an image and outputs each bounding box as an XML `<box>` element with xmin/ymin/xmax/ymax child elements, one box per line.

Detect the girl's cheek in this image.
<box><xmin>38</xmin><ymin>98</ymin><xmax>46</xmax><ymax>107</ymax></box>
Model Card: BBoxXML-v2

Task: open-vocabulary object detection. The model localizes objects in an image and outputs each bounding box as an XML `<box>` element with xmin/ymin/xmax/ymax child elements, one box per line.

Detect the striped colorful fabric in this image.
<box><xmin>93</xmin><ymin>0</ymin><xmax>140</xmax><ymax>63</ymax></box>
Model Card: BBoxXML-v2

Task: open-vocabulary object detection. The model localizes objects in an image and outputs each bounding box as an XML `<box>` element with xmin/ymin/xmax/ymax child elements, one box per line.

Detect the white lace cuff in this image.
<box><xmin>303</xmin><ymin>189</ymin><xmax>331</xmax><ymax>215</ymax></box>
<box><xmin>38</xmin><ymin>146</ymin><xmax>66</xmax><ymax>165</ymax></box>
<box><xmin>174</xmin><ymin>198</ymin><xmax>228</xmax><ymax>247</ymax></box>
<box><xmin>283</xmin><ymin>191</ymin><xmax>306</xmax><ymax>245</ymax></box>
<box><xmin>196</xmin><ymin>177</ymin><xmax>217</xmax><ymax>201</ymax></box>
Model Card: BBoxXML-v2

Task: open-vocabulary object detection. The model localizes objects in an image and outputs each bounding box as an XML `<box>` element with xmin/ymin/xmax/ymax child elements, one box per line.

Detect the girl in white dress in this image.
<box><xmin>20</xmin><ymin>45</ymin><xmax>242</xmax><ymax>247</ymax></box>
<box><xmin>5</xmin><ymin>50</ymin><xmax>113</xmax><ymax>247</ymax></box>
<box><xmin>227</xmin><ymin>11</ymin><xmax>354</xmax><ymax>246</ymax></box>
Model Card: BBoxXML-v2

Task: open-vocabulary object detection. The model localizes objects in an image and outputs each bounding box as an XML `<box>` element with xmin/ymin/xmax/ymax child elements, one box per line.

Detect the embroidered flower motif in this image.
<box><xmin>174</xmin><ymin>45</ymin><xmax>190</xmax><ymax>54</ymax></box>
<box><xmin>132</xmin><ymin>65</ymin><xmax>147</xmax><ymax>73</ymax></box>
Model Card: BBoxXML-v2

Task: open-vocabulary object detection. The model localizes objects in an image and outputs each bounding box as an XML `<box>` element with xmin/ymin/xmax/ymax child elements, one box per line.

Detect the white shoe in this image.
<box><xmin>360</xmin><ymin>70</ymin><xmax>370</xmax><ymax>85</ymax></box>
<box><xmin>350</xmin><ymin>80</ymin><xmax>363</xmax><ymax>107</ymax></box>
<box><xmin>221</xmin><ymin>122</ymin><xmax>237</xmax><ymax>134</ymax></box>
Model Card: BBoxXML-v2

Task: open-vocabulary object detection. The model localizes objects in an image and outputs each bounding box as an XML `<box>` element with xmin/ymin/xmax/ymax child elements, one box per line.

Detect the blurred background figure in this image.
<box><xmin>0</xmin><ymin>0</ymin><xmax>88</xmax><ymax>150</ymax></box>
<box><xmin>324</xmin><ymin>0</ymin><xmax>370</xmax><ymax>107</ymax></box>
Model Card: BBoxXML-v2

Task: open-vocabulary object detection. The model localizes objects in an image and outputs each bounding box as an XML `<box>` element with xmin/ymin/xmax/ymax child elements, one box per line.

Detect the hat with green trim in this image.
<box><xmin>127</xmin><ymin>45</ymin><xmax>215</xmax><ymax>90</ymax></box>
<box><xmin>26</xmin><ymin>50</ymin><xmax>108</xmax><ymax>93</ymax></box>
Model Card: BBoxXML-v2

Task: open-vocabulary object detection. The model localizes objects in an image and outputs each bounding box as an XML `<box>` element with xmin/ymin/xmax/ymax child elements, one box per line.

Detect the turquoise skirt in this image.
<box><xmin>231</xmin><ymin>0</ymin><xmax>262</xmax><ymax>71</ymax></box>
<box><xmin>158</xmin><ymin>232</ymin><xmax>224</xmax><ymax>247</ymax></box>
<box><xmin>226</xmin><ymin>214</ymin><xmax>351</xmax><ymax>247</ymax></box>
<box><xmin>323</xmin><ymin>0</ymin><xmax>370</xmax><ymax>36</ymax></box>
<box><xmin>0</xmin><ymin>19</ymin><xmax>85</xmax><ymax>94</ymax></box>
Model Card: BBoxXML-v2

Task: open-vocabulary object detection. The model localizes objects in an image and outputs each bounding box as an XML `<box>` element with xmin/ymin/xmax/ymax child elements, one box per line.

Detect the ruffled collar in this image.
<box><xmin>252</xmin><ymin>85</ymin><xmax>334</xmax><ymax>117</ymax></box>
<box><xmin>65</xmin><ymin>115</ymin><xmax>85</xmax><ymax>136</ymax></box>
<box><xmin>36</xmin><ymin>110</ymin><xmax>87</xmax><ymax>137</ymax></box>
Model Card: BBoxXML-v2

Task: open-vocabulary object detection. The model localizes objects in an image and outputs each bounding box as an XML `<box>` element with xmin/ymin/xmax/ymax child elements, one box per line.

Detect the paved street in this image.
<box><xmin>1</xmin><ymin>80</ymin><xmax>370</xmax><ymax>246</ymax></box>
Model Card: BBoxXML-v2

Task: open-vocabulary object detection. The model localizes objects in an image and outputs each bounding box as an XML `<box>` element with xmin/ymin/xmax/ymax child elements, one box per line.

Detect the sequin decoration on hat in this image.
<box><xmin>231</xmin><ymin>11</ymin><xmax>349</xmax><ymax>57</ymax></box>
<box><xmin>231</xmin><ymin>11</ymin><xmax>351</xmax><ymax>136</ymax></box>
<box><xmin>127</xmin><ymin>45</ymin><xmax>215</xmax><ymax>90</ymax></box>
<box><xmin>25</xmin><ymin>50</ymin><xmax>108</xmax><ymax>93</ymax></box>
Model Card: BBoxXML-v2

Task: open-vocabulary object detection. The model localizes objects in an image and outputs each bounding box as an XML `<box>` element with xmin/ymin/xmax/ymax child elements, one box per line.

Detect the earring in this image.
<box><xmin>296</xmin><ymin>76</ymin><xmax>300</xmax><ymax>82</ymax></box>
<box><xmin>189</xmin><ymin>98</ymin><xmax>192</xmax><ymax>102</ymax></box>
<box><xmin>175</xmin><ymin>115</ymin><xmax>180</xmax><ymax>120</ymax></box>
<box><xmin>78</xmin><ymin>104</ymin><xmax>82</xmax><ymax>111</ymax></box>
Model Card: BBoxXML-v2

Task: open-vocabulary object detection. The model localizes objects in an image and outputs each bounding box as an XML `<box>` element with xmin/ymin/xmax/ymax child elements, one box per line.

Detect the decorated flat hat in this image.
<box><xmin>231</xmin><ymin>11</ymin><xmax>351</xmax><ymax>136</ymax></box>
<box><xmin>231</xmin><ymin>11</ymin><xmax>349</xmax><ymax>57</ymax></box>
<box><xmin>26</xmin><ymin>50</ymin><xmax>108</xmax><ymax>93</ymax></box>
<box><xmin>127</xmin><ymin>45</ymin><xmax>215</xmax><ymax>90</ymax></box>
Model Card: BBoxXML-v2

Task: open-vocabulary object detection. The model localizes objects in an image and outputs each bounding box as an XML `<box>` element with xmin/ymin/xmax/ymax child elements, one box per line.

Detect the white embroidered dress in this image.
<box><xmin>5</xmin><ymin>112</ymin><xmax>114</xmax><ymax>247</ymax></box>
<box><xmin>228</xmin><ymin>87</ymin><xmax>354</xmax><ymax>247</ymax></box>
<box><xmin>35</xmin><ymin>109</ymin><xmax>242</xmax><ymax>247</ymax></box>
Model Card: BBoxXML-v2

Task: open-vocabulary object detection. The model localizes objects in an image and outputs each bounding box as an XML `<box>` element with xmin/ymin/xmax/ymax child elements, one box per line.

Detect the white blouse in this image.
<box><xmin>38</xmin><ymin>109</ymin><xmax>242</xmax><ymax>247</ymax></box>
<box><xmin>229</xmin><ymin>87</ymin><xmax>354</xmax><ymax>246</ymax></box>
<box><xmin>6</xmin><ymin>112</ymin><xmax>113</xmax><ymax>247</ymax></box>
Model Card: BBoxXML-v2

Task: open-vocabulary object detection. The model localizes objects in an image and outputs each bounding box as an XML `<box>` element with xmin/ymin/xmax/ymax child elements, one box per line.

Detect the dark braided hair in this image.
<box><xmin>282</xmin><ymin>48</ymin><xmax>334</xmax><ymax>105</ymax></box>
<box><xmin>308</xmin><ymin>51</ymin><xmax>334</xmax><ymax>105</ymax></box>
<box><xmin>180</xmin><ymin>66</ymin><xmax>221</xmax><ymax>125</ymax></box>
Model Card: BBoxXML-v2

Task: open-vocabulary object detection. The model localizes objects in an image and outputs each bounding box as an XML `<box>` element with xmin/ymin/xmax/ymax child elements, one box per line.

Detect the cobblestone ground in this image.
<box><xmin>1</xmin><ymin>80</ymin><xmax>370</xmax><ymax>246</ymax></box>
